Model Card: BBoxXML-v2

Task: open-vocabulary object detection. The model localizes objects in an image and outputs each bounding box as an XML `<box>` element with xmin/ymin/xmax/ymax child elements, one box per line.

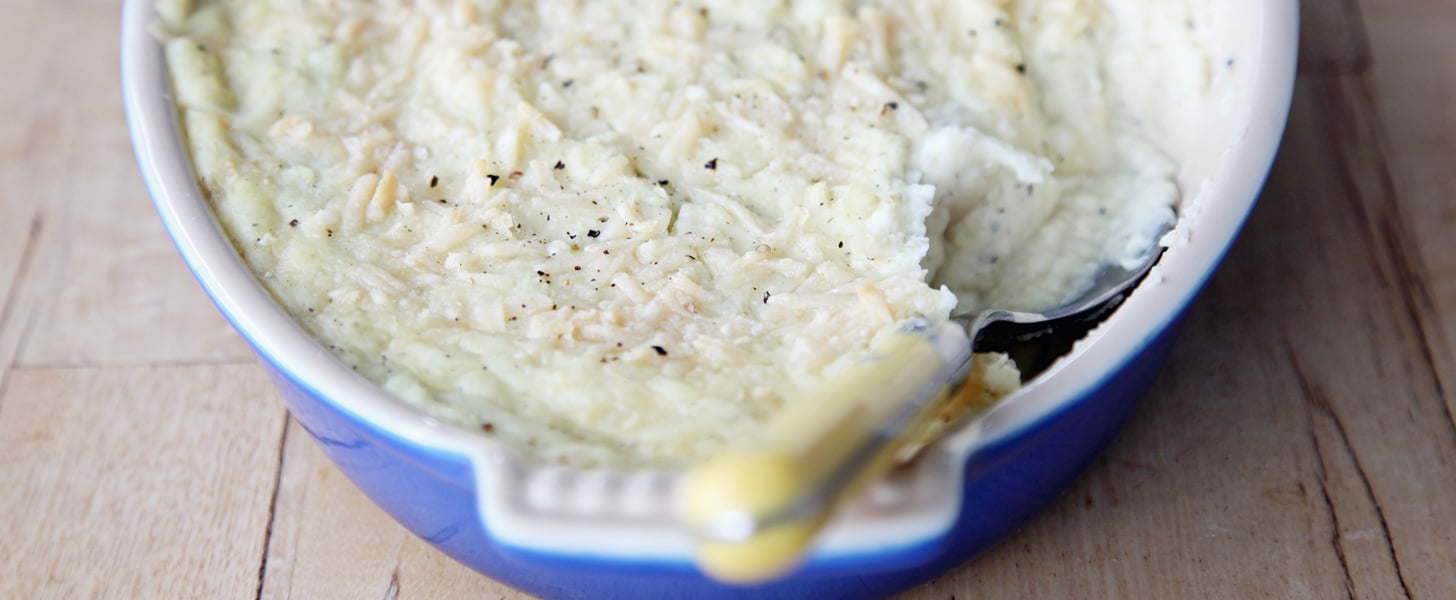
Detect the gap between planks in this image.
<box><xmin>256</xmin><ymin>414</ymin><xmax>294</xmax><ymax>600</ymax></box>
<box><xmin>1286</xmin><ymin>342</ymin><xmax>1414</xmax><ymax>600</ymax></box>
<box><xmin>0</xmin><ymin>214</ymin><xmax>48</xmax><ymax>410</ymax></box>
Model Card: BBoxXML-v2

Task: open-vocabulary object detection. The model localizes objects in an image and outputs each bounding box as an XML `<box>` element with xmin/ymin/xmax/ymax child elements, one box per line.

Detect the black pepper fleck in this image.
<box><xmin>487</xmin><ymin>174</ymin><xmax>500</xmax><ymax>186</ymax></box>
<box><xmin>289</xmin><ymin>219</ymin><xmax>299</xmax><ymax>227</ymax></box>
<box><xmin>704</xmin><ymin>158</ymin><xmax>718</xmax><ymax>170</ymax></box>
<box><xmin>554</xmin><ymin>161</ymin><xmax>565</xmax><ymax>170</ymax></box>
<box><xmin>652</xmin><ymin>345</ymin><xmax>668</xmax><ymax>356</ymax></box>
<box><xmin>587</xmin><ymin>229</ymin><xmax>601</xmax><ymax>238</ymax></box>
<box><xmin>430</xmin><ymin>175</ymin><xmax>439</xmax><ymax>188</ymax></box>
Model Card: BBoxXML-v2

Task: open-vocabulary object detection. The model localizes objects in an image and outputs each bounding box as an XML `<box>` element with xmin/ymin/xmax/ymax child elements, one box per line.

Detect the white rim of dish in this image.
<box><xmin>122</xmin><ymin>0</ymin><xmax>1298</xmax><ymax>564</ymax></box>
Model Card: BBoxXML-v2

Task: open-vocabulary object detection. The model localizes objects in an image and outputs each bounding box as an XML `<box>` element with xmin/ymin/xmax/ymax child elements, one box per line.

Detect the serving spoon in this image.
<box><xmin>676</xmin><ymin>215</ymin><xmax>1175</xmax><ymax>583</ymax></box>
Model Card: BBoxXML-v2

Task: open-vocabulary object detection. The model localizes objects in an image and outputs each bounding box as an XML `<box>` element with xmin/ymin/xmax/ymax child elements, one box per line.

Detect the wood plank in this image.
<box><xmin>0</xmin><ymin>364</ymin><xmax>289</xmax><ymax>598</ymax></box>
<box><xmin>1300</xmin><ymin>0</ymin><xmax>1371</xmax><ymax>75</ymax></box>
<box><xmin>1248</xmin><ymin>74</ymin><xmax>1456</xmax><ymax>597</ymax></box>
<box><xmin>258</xmin><ymin>420</ymin><xmax>526</xmax><ymax>600</ymax></box>
<box><xmin>5</xmin><ymin>0</ymin><xmax>252</xmax><ymax>369</ymax></box>
<box><xmin>1354</xmin><ymin>0</ymin><xmax>1456</xmax><ymax>429</ymax></box>
<box><xmin>0</xmin><ymin>0</ymin><xmax>47</xmax><ymax>298</ymax></box>
<box><xmin>0</xmin><ymin>0</ymin><xmax>68</xmax><ymax>386</ymax></box>
<box><xmin>14</xmin><ymin>112</ymin><xmax>253</xmax><ymax>368</ymax></box>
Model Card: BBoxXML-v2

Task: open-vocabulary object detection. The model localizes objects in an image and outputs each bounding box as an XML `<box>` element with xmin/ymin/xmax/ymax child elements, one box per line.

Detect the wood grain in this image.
<box><xmin>1</xmin><ymin>0</ymin><xmax>1454</xmax><ymax>598</ymax></box>
<box><xmin>0</xmin><ymin>0</ymin><xmax>68</xmax><ymax>393</ymax></box>
<box><xmin>1356</xmin><ymin>0</ymin><xmax>1456</xmax><ymax>422</ymax></box>
<box><xmin>0</xmin><ymin>365</ymin><xmax>287</xmax><ymax>598</ymax></box>
<box><xmin>1256</xmin><ymin>76</ymin><xmax>1455</xmax><ymax>598</ymax></box>
<box><xmin>258</xmin><ymin>420</ymin><xmax>524</xmax><ymax>600</ymax></box>
<box><xmin>1299</xmin><ymin>0</ymin><xmax>1371</xmax><ymax>75</ymax></box>
<box><xmin>2</xmin><ymin>0</ymin><xmax>252</xmax><ymax>369</ymax></box>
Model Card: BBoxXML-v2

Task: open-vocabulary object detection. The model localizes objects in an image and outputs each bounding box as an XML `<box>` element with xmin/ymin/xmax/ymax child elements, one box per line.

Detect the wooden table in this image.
<box><xmin>4</xmin><ymin>1</ymin><xmax>1453</xmax><ymax>597</ymax></box>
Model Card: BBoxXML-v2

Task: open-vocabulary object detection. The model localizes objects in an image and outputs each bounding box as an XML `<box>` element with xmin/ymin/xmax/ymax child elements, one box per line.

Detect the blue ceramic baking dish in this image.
<box><xmin>122</xmin><ymin>1</ymin><xmax>1297</xmax><ymax>597</ymax></box>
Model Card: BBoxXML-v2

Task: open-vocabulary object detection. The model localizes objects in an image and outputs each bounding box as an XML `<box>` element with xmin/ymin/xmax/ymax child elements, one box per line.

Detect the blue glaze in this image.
<box><xmin>250</xmin><ymin>314</ymin><xmax>1182</xmax><ymax>600</ymax></box>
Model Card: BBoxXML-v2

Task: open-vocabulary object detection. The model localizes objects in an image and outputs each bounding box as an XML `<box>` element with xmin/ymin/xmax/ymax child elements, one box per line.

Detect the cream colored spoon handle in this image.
<box><xmin>675</xmin><ymin>320</ymin><xmax>971</xmax><ymax>583</ymax></box>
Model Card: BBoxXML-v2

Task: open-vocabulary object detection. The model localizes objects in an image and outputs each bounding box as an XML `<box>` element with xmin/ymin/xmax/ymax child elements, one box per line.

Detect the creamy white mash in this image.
<box><xmin>159</xmin><ymin>0</ymin><xmax>1207</xmax><ymax>467</ymax></box>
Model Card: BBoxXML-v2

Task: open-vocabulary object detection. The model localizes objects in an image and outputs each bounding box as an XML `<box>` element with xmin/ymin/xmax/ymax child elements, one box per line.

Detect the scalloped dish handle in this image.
<box><xmin>470</xmin><ymin>423</ymin><xmax>970</xmax><ymax>582</ymax></box>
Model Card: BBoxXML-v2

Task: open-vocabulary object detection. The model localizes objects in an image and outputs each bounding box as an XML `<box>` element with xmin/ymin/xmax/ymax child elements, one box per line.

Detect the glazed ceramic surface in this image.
<box><xmin>122</xmin><ymin>1</ymin><xmax>1297</xmax><ymax>597</ymax></box>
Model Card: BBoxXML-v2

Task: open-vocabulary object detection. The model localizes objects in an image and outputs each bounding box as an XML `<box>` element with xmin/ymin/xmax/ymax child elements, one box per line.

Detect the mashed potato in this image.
<box><xmin>159</xmin><ymin>0</ymin><xmax>1207</xmax><ymax>467</ymax></box>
